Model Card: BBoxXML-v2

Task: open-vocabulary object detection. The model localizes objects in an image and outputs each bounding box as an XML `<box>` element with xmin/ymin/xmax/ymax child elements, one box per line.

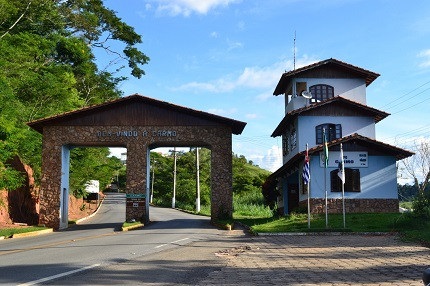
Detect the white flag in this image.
<box><xmin>338</xmin><ymin>143</ymin><xmax>345</xmax><ymax>183</ymax></box>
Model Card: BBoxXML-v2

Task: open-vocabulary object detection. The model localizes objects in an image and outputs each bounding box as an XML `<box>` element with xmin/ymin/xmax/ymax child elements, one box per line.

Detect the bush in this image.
<box><xmin>233</xmin><ymin>190</ymin><xmax>273</xmax><ymax>218</ymax></box>
<box><xmin>412</xmin><ymin>192</ymin><xmax>430</xmax><ymax>218</ymax></box>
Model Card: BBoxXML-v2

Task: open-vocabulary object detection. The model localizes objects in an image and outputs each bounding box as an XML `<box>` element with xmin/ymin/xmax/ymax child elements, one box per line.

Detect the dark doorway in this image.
<box><xmin>287</xmin><ymin>184</ymin><xmax>299</xmax><ymax>213</ymax></box>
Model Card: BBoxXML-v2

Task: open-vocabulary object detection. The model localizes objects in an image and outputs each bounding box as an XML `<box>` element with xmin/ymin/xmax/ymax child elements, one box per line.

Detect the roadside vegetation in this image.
<box><xmin>152</xmin><ymin>148</ymin><xmax>430</xmax><ymax>246</ymax></box>
<box><xmin>233</xmin><ymin>186</ymin><xmax>430</xmax><ymax>247</ymax></box>
<box><xmin>0</xmin><ymin>225</ymin><xmax>47</xmax><ymax>238</ymax></box>
<box><xmin>1</xmin><ymin>2</ymin><xmax>430</xmax><ymax>248</ymax></box>
<box><xmin>0</xmin><ymin>1</ymin><xmax>147</xmax><ymax>210</ymax></box>
<box><xmin>149</xmin><ymin>148</ymin><xmax>271</xmax><ymax>218</ymax></box>
<box><xmin>3</xmin><ymin>147</ymin><xmax>430</xmax><ymax>248</ymax></box>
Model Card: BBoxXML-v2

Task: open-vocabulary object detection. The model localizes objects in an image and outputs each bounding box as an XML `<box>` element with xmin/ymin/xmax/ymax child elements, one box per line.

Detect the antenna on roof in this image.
<box><xmin>293</xmin><ymin>31</ymin><xmax>296</xmax><ymax>70</ymax></box>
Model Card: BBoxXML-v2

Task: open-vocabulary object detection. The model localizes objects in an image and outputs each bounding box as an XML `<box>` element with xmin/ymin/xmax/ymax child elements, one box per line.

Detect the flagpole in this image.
<box><xmin>342</xmin><ymin>178</ymin><xmax>345</xmax><ymax>228</ymax></box>
<box><xmin>325</xmin><ymin>166</ymin><xmax>328</xmax><ymax>228</ymax></box>
<box><xmin>340</xmin><ymin>143</ymin><xmax>346</xmax><ymax>229</ymax></box>
<box><xmin>305</xmin><ymin>144</ymin><xmax>311</xmax><ymax>229</ymax></box>
<box><xmin>302</xmin><ymin>143</ymin><xmax>311</xmax><ymax>229</ymax></box>
<box><xmin>307</xmin><ymin>182</ymin><xmax>310</xmax><ymax>229</ymax></box>
<box><xmin>323</xmin><ymin>128</ymin><xmax>328</xmax><ymax>229</ymax></box>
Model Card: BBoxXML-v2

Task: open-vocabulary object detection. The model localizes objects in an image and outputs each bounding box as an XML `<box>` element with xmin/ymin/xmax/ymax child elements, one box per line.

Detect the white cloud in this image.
<box><xmin>153</xmin><ymin>0</ymin><xmax>241</xmax><ymax>16</ymax></box>
<box><xmin>174</xmin><ymin>79</ymin><xmax>236</xmax><ymax>93</ymax></box>
<box><xmin>210</xmin><ymin>31</ymin><xmax>219</xmax><ymax>38</ymax></box>
<box><xmin>262</xmin><ymin>145</ymin><xmax>283</xmax><ymax>172</ymax></box>
<box><xmin>173</xmin><ymin>56</ymin><xmax>318</xmax><ymax>95</ymax></box>
<box><xmin>226</xmin><ymin>39</ymin><xmax>244</xmax><ymax>51</ymax></box>
<box><xmin>206</xmin><ymin>107</ymin><xmax>238</xmax><ymax>116</ymax></box>
<box><xmin>236</xmin><ymin>20</ymin><xmax>245</xmax><ymax>31</ymax></box>
<box><xmin>236</xmin><ymin>65</ymin><xmax>280</xmax><ymax>88</ymax></box>
<box><xmin>418</xmin><ymin>49</ymin><xmax>430</xmax><ymax>68</ymax></box>
<box><xmin>248</xmin><ymin>145</ymin><xmax>282</xmax><ymax>172</ymax></box>
<box><xmin>255</xmin><ymin>90</ymin><xmax>274</xmax><ymax>101</ymax></box>
<box><xmin>245</xmin><ymin>113</ymin><xmax>258</xmax><ymax>119</ymax></box>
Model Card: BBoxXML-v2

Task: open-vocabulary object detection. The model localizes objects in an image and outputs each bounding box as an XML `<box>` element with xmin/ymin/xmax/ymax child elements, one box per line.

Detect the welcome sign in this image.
<box><xmin>319</xmin><ymin>151</ymin><xmax>368</xmax><ymax>168</ymax></box>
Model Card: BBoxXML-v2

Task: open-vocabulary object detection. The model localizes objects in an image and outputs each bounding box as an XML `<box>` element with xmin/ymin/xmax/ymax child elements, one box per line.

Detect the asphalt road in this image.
<box><xmin>0</xmin><ymin>193</ymin><xmax>231</xmax><ymax>285</ymax></box>
<box><xmin>2</xmin><ymin>193</ymin><xmax>429</xmax><ymax>285</ymax></box>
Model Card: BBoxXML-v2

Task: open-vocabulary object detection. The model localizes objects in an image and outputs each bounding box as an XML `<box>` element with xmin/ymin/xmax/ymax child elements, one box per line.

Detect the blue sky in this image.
<box><xmin>101</xmin><ymin>0</ymin><xmax>430</xmax><ymax>172</ymax></box>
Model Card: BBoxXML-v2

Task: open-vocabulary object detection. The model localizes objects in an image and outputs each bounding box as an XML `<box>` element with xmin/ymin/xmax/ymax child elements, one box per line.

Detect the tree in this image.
<box><xmin>0</xmin><ymin>0</ymin><xmax>149</xmax><ymax>190</ymax></box>
<box><xmin>148</xmin><ymin>150</ymin><xmax>272</xmax><ymax>211</ymax></box>
<box><xmin>59</xmin><ymin>0</ymin><xmax>150</xmax><ymax>79</ymax></box>
<box><xmin>401</xmin><ymin>140</ymin><xmax>430</xmax><ymax>218</ymax></box>
<box><xmin>150</xmin><ymin>152</ymin><xmax>174</xmax><ymax>207</ymax></box>
<box><xmin>0</xmin><ymin>78</ymin><xmax>26</xmax><ymax>190</ymax></box>
<box><xmin>0</xmin><ymin>0</ymin><xmax>149</xmax><ymax>79</ymax></box>
<box><xmin>401</xmin><ymin>140</ymin><xmax>430</xmax><ymax>195</ymax></box>
<box><xmin>397</xmin><ymin>183</ymin><xmax>418</xmax><ymax>201</ymax></box>
<box><xmin>69</xmin><ymin>147</ymin><xmax>123</xmax><ymax>198</ymax></box>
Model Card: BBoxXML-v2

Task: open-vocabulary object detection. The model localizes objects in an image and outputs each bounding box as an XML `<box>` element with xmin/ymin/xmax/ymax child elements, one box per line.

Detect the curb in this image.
<box><xmin>256</xmin><ymin>231</ymin><xmax>397</xmax><ymax>236</ymax></box>
<box><xmin>121</xmin><ymin>223</ymin><xmax>144</xmax><ymax>231</ymax></box>
<box><xmin>212</xmin><ymin>222</ymin><xmax>234</xmax><ymax>231</ymax></box>
<box><xmin>3</xmin><ymin>197</ymin><xmax>105</xmax><ymax>239</ymax></box>
<box><xmin>74</xmin><ymin>197</ymin><xmax>105</xmax><ymax>224</ymax></box>
<box><xmin>11</xmin><ymin>228</ymin><xmax>54</xmax><ymax>238</ymax></box>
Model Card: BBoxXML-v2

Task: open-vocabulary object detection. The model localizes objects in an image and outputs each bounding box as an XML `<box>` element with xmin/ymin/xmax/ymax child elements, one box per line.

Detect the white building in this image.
<box><xmin>265</xmin><ymin>59</ymin><xmax>413</xmax><ymax>215</ymax></box>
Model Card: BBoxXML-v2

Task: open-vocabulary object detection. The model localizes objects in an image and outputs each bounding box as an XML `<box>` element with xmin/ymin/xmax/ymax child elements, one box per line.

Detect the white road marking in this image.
<box><xmin>171</xmin><ymin>238</ymin><xmax>189</xmax><ymax>244</ymax></box>
<box><xmin>154</xmin><ymin>238</ymin><xmax>189</xmax><ymax>249</ymax></box>
<box><xmin>17</xmin><ymin>264</ymin><xmax>100</xmax><ymax>286</ymax></box>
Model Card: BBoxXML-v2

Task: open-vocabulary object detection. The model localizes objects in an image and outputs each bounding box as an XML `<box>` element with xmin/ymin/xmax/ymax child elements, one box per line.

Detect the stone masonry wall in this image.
<box><xmin>299</xmin><ymin>198</ymin><xmax>399</xmax><ymax>214</ymax></box>
<box><xmin>39</xmin><ymin>125</ymin><xmax>233</xmax><ymax>229</ymax></box>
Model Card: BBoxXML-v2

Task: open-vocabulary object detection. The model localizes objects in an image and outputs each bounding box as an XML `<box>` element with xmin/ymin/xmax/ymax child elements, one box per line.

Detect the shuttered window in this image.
<box><xmin>309</xmin><ymin>84</ymin><xmax>334</xmax><ymax>103</ymax></box>
<box><xmin>331</xmin><ymin>168</ymin><xmax>361</xmax><ymax>192</ymax></box>
<box><xmin>316</xmin><ymin>124</ymin><xmax>342</xmax><ymax>144</ymax></box>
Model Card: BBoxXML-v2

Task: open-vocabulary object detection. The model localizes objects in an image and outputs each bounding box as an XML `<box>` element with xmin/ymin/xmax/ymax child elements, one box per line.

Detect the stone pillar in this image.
<box><xmin>210</xmin><ymin>133</ymin><xmax>233</xmax><ymax>221</ymax></box>
<box><xmin>125</xmin><ymin>142</ymin><xmax>149</xmax><ymax>223</ymax></box>
<box><xmin>39</xmin><ymin>136</ymin><xmax>62</xmax><ymax>229</ymax></box>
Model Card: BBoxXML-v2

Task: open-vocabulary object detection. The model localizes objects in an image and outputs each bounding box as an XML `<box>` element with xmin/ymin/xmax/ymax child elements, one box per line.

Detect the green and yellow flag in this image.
<box><xmin>322</xmin><ymin>128</ymin><xmax>329</xmax><ymax>168</ymax></box>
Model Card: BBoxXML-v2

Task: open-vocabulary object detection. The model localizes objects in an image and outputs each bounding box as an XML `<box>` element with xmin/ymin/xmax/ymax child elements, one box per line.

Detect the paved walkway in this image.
<box><xmin>198</xmin><ymin>231</ymin><xmax>430</xmax><ymax>286</ymax></box>
<box><xmin>43</xmin><ymin>225</ymin><xmax>430</xmax><ymax>285</ymax></box>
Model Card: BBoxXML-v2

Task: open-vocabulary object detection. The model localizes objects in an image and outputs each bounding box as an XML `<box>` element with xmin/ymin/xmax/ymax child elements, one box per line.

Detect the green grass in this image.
<box><xmin>233</xmin><ymin>202</ymin><xmax>273</xmax><ymax>218</ymax></box>
<box><xmin>235</xmin><ymin>212</ymin><xmax>430</xmax><ymax>246</ymax></box>
<box><xmin>3</xmin><ymin>210</ymin><xmax>430</xmax><ymax>247</ymax></box>
<box><xmin>197</xmin><ymin>204</ymin><xmax>211</xmax><ymax>216</ymax></box>
<box><xmin>238</xmin><ymin>213</ymin><xmax>403</xmax><ymax>233</ymax></box>
<box><xmin>122</xmin><ymin>221</ymin><xmax>143</xmax><ymax>228</ymax></box>
<box><xmin>399</xmin><ymin>201</ymin><xmax>413</xmax><ymax>210</ymax></box>
<box><xmin>233</xmin><ymin>191</ymin><xmax>273</xmax><ymax>218</ymax></box>
<box><xmin>0</xmin><ymin>226</ymin><xmax>48</xmax><ymax>238</ymax></box>
<box><xmin>174</xmin><ymin>199</ymin><xmax>273</xmax><ymax>219</ymax></box>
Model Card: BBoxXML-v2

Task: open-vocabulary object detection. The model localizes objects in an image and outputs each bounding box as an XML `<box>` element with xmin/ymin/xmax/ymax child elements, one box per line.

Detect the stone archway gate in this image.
<box><xmin>28</xmin><ymin>94</ymin><xmax>246</xmax><ymax>229</ymax></box>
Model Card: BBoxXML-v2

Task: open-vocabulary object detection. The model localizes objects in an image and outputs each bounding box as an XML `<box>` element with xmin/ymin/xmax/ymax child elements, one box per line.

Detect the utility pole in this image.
<box><xmin>196</xmin><ymin>147</ymin><xmax>200</xmax><ymax>213</ymax></box>
<box><xmin>172</xmin><ymin>147</ymin><xmax>177</xmax><ymax>209</ymax></box>
<box><xmin>116</xmin><ymin>172</ymin><xmax>119</xmax><ymax>192</ymax></box>
<box><xmin>150</xmin><ymin>160</ymin><xmax>155</xmax><ymax>204</ymax></box>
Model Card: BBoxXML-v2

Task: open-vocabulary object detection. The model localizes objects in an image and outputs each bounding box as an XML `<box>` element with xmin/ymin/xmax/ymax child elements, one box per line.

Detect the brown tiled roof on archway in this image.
<box><xmin>28</xmin><ymin>94</ymin><xmax>246</xmax><ymax>135</ymax></box>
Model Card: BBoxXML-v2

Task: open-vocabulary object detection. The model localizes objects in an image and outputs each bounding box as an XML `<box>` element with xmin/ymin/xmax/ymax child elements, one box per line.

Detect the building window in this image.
<box><xmin>316</xmin><ymin>124</ymin><xmax>342</xmax><ymax>144</ymax></box>
<box><xmin>282</xmin><ymin>133</ymin><xmax>289</xmax><ymax>155</ymax></box>
<box><xmin>290</xmin><ymin>128</ymin><xmax>297</xmax><ymax>150</ymax></box>
<box><xmin>331</xmin><ymin>168</ymin><xmax>361</xmax><ymax>192</ymax></box>
<box><xmin>309</xmin><ymin>84</ymin><xmax>334</xmax><ymax>103</ymax></box>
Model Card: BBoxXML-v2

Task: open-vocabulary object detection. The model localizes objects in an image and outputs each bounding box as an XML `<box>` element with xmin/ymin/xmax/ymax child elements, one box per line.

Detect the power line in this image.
<box><xmin>391</xmin><ymin>95</ymin><xmax>430</xmax><ymax>114</ymax></box>
<box><xmin>380</xmin><ymin>79</ymin><xmax>430</xmax><ymax>110</ymax></box>
<box><xmin>383</xmin><ymin>124</ymin><xmax>430</xmax><ymax>142</ymax></box>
